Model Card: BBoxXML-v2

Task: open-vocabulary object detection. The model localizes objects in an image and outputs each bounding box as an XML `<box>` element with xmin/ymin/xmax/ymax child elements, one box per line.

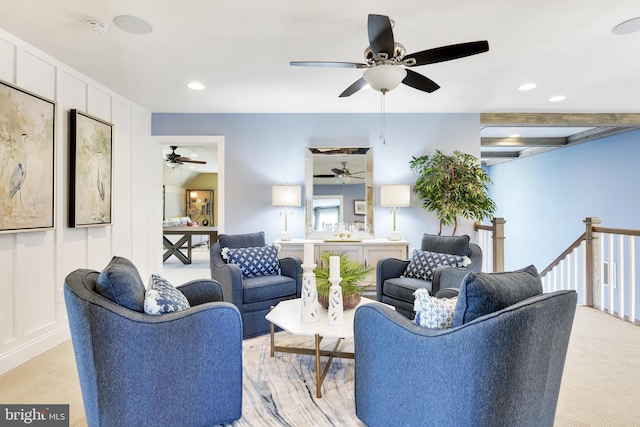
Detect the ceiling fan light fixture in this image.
<box><xmin>363</xmin><ymin>64</ymin><xmax>407</xmax><ymax>92</ymax></box>
<box><xmin>166</xmin><ymin>162</ymin><xmax>180</xmax><ymax>168</ymax></box>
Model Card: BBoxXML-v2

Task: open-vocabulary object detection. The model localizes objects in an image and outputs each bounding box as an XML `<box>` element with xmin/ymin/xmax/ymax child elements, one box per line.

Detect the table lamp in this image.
<box><xmin>380</xmin><ymin>184</ymin><xmax>411</xmax><ymax>241</ymax></box>
<box><xmin>272</xmin><ymin>184</ymin><xmax>301</xmax><ymax>241</ymax></box>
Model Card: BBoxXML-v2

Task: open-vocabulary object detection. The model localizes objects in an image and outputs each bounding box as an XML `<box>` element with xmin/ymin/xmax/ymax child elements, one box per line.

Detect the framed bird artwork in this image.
<box><xmin>69</xmin><ymin>109</ymin><xmax>113</xmax><ymax>227</ymax></box>
<box><xmin>0</xmin><ymin>79</ymin><xmax>56</xmax><ymax>233</ymax></box>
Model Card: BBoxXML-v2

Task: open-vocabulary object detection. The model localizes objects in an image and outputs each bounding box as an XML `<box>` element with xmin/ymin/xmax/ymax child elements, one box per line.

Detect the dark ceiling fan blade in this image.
<box><xmin>402</xmin><ymin>69</ymin><xmax>440</xmax><ymax>93</ymax></box>
<box><xmin>404</xmin><ymin>40</ymin><xmax>489</xmax><ymax>66</ymax></box>
<box><xmin>175</xmin><ymin>156</ymin><xmax>206</xmax><ymax>164</ymax></box>
<box><xmin>368</xmin><ymin>14</ymin><xmax>395</xmax><ymax>58</ymax></box>
<box><xmin>331</xmin><ymin>168</ymin><xmax>344</xmax><ymax>175</ymax></box>
<box><xmin>290</xmin><ymin>61</ymin><xmax>367</xmax><ymax>68</ymax></box>
<box><xmin>314</xmin><ymin>174</ymin><xmax>336</xmax><ymax>178</ymax></box>
<box><xmin>339</xmin><ymin>78</ymin><xmax>368</xmax><ymax>97</ymax></box>
<box><xmin>174</xmin><ymin>155</ymin><xmax>207</xmax><ymax>165</ymax></box>
<box><xmin>181</xmin><ymin>159</ymin><xmax>207</xmax><ymax>165</ymax></box>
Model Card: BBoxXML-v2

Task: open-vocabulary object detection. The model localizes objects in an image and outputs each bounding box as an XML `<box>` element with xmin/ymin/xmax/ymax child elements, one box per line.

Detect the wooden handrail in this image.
<box><xmin>593</xmin><ymin>226</ymin><xmax>640</xmax><ymax>237</ymax></box>
<box><xmin>540</xmin><ymin>232</ymin><xmax>587</xmax><ymax>277</ymax></box>
<box><xmin>474</xmin><ymin>222</ymin><xmax>492</xmax><ymax>232</ymax></box>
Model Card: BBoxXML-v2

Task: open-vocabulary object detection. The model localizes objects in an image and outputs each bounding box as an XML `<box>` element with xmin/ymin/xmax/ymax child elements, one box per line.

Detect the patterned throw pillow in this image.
<box><xmin>144</xmin><ymin>274</ymin><xmax>190</xmax><ymax>315</ymax></box>
<box><xmin>404</xmin><ymin>249</ymin><xmax>470</xmax><ymax>281</ymax></box>
<box><xmin>414</xmin><ymin>288</ymin><xmax>457</xmax><ymax>329</ymax></box>
<box><xmin>221</xmin><ymin>245</ymin><xmax>280</xmax><ymax>278</ymax></box>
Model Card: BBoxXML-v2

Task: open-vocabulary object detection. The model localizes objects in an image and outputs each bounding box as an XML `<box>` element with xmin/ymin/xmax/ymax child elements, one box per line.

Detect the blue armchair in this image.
<box><xmin>64</xmin><ymin>258</ymin><xmax>242</xmax><ymax>427</ymax></box>
<box><xmin>210</xmin><ymin>231</ymin><xmax>302</xmax><ymax>338</ymax></box>
<box><xmin>377</xmin><ymin>233</ymin><xmax>482</xmax><ymax>318</ymax></box>
<box><xmin>355</xmin><ymin>266</ymin><xmax>577</xmax><ymax>427</ymax></box>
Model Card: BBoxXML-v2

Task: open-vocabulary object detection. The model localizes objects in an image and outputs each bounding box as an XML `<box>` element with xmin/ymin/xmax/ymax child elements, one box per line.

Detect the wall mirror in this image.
<box><xmin>305</xmin><ymin>147</ymin><xmax>373</xmax><ymax>238</ymax></box>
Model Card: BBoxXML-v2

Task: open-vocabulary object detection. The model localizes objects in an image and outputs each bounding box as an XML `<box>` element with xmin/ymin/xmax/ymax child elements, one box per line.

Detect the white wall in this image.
<box><xmin>487</xmin><ymin>128</ymin><xmax>640</xmax><ymax>272</ymax></box>
<box><xmin>0</xmin><ymin>28</ymin><xmax>159</xmax><ymax>374</ymax></box>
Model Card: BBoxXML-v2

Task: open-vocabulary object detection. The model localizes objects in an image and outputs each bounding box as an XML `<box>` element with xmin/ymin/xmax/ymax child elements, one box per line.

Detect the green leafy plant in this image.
<box><xmin>410</xmin><ymin>149</ymin><xmax>496</xmax><ymax>236</ymax></box>
<box><xmin>314</xmin><ymin>251</ymin><xmax>374</xmax><ymax>298</ymax></box>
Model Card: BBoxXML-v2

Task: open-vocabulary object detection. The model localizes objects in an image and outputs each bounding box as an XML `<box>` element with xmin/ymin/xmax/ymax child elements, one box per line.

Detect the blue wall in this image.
<box><xmin>152</xmin><ymin>113</ymin><xmax>481</xmax><ymax>250</ymax></box>
<box><xmin>486</xmin><ymin>129</ymin><xmax>640</xmax><ymax>271</ymax></box>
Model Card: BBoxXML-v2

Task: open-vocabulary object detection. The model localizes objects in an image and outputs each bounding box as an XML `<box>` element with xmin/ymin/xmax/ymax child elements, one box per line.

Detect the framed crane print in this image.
<box><xmin>69</xmin><ymin>109</ymin><xmax>113</xmax><ymax>227</ymax></box>
<box><xmin>0</xmin><ymin>79</ymin><xmax>56</xmax><ymax>233</ymax></box>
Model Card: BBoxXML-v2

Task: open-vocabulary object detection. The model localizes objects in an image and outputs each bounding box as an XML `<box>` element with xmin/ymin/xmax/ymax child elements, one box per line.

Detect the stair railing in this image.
<box><xmin>540</xmin><ymin>217</ymin><xmax>639</xmax><ymax>325</ymax></box>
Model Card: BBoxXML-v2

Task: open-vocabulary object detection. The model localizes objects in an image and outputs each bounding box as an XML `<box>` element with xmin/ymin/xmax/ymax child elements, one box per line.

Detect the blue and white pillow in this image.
<box><xmin>414</xmin><ymin>288</ymin><xmax>457</xmax><ymax>329</ymax></box>
<box><xmin>144</xmin><ymin>274</ymin><xmax>190</xmax><ymax>315</ymax></box>
<box><xmin>404</xmin><ymin>249</ymin><xmax>470</xmax><ymax>281</ymax></box>
<box><xmin>221</xmin><ymin>245</ymin><xmax>280</xmax><ymax>278</ymax></box>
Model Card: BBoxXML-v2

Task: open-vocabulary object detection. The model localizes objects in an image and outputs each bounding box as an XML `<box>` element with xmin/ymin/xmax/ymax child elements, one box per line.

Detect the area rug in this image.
<box><xmin>222</xmin><ymin>332</ymin><xmax>364</xmax><ymax>426</ymax></box>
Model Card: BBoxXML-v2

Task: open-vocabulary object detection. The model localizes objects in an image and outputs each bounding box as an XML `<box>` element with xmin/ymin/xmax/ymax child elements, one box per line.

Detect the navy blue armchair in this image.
<box><xmin>64</xmin><ymin>263</ymin><xmax>242</xmax><ymax>427</ymax></box>
<box><xmin>210</xmin><ymin>231</ymin><xmax>302</xmax><ymax>338</ymax></box>
<box><xmin>354</xmin><ymin>287</ymin><xmax>577</xmax><ymax>427</ymax></box>
<box><xmin>377</xmin><ymin>233</ymin><xmax>482</xmax><ymax>318</ymax></box>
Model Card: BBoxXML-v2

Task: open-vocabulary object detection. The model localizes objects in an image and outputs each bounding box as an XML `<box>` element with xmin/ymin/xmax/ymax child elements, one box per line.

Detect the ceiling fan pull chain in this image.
<box><xmin>380</xmin><ymin>91</ymin><xmax>386</xmax><ymax>144</ymax></box>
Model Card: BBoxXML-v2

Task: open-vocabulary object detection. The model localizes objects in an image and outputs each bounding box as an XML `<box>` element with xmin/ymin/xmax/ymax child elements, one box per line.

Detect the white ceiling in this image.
<box><xmin>2</xmin><ymin>0</ymin><xmax>639</xmax><ymax>115</ymax></box>
<box><xmin>2</xmin><ymin>1</ymin><xmax>640</xmax><ymax>166</ymax></box>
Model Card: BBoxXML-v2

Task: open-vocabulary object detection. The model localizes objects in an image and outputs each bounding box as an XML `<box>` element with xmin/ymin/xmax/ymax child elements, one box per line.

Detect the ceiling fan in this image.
<box><xmin>314</xmin><ymin>162</ymin><xmax>365</xmax><ymax>180</ymax></box>
<box><xmin>290</xmin><ymin>14</ymin><xmax>489</xmax><ymax>97</ymax></box>
<box><xmin>164</xmin><ymin>146</ymin><xmax>207</xmax><ymax>168</ymax></box>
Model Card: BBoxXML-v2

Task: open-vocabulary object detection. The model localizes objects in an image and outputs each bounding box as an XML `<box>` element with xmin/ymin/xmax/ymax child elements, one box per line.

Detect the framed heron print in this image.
<box><xmin>0</xmin><ymin>79</ymin><xmax>56</xmax><ymax>233</ymax></box>
<box><xmin>69</xmin><ymin>109</ymin><xmax>113</xmax><ymax>227</ymax></box>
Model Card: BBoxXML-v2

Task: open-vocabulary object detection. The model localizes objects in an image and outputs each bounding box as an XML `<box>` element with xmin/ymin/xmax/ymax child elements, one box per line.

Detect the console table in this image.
<box><xmin>163</xmin><ymin>226</ymin><xmax>218</xmax><ymax>264</ymax></box>
<box><xmin>275</xmin><ymin>238</ymin><xmax>409</xmax><ymax>294</ymax></box>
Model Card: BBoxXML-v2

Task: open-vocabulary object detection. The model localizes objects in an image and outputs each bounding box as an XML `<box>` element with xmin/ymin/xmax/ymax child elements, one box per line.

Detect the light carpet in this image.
<box><xmin>1</xmin><ymin>307</ymin><xmax>640</xmax><ymax>426</ymax></box>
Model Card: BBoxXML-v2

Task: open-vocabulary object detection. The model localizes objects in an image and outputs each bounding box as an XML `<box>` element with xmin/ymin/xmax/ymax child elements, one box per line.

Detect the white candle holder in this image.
<box><xmin>301</xmin><ymin>263</ymin><xmax>319</xmax><ymax>323</ymax></box>
<box><xmin>328</xmin><ymin>277</ymin><xmax>344</xmax><ymax>325</ymax></box>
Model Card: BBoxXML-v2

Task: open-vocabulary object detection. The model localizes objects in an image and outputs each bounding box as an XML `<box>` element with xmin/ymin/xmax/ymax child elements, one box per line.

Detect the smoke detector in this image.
<box><xmin>84</xmin><ymin>19</ymin><xmax>109</xmax><ymax>34</ymax></box>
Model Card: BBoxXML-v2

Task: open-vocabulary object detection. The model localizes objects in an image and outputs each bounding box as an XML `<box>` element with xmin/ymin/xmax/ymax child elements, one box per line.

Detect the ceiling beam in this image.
<box><xmin>567</xmin><ymin>126</ymin><xmax>640</xmax><ymax>144</ymax></box>
<box><xmin>481</xmin><ymin>113</ymin><xmax>640</xmax><ymax>127</ymax></box>
<box><xmin>481</xmin><ymin>151</ymin><xmax>520</xmax><ymax>158</ymax></box>
<box><xmin>481</xmin><ymin>137</ymin><xmax>567</xmax><ymax>147</ymax></box>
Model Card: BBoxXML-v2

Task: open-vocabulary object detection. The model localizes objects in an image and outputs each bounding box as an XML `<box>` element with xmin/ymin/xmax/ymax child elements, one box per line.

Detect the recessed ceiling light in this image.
<box><xmin>113</xmin><ymin>15</ymin><xmax>153</xmax><ymax>35</ymax></box>
<box><xmin>509</xmin><ymin>134</ymin><xmax>521</xmax><ymax>138</ymax></box>
<box><xmin>187</xmin><ymin>82</ymin><xmax>205</xmax><ymax>91</ymax></box>
<box><xmin>612</xmin><ymin>17</ymin><xmax>640</xmax><ymax>35</ymax></box>
<box><xmin>518</xmin><ymin>83</ymin><xmax>537</xmax><ymax>91</ymax></box>
<box><xmin>548</xmin><ymin>95</ymin><xmax>566</xmax><ymax>102</ymax></box>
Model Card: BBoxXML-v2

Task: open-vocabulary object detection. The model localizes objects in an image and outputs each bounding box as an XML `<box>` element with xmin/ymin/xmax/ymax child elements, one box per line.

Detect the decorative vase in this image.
<box><xmin>300</xmin><ymin>265</ymin><xmax>319</xmax><ymax>323</ymax></box>
<box><xmin>327</xmin><ymin>281</ymin><xmax>344</xmax><ymax>325</ymax></box>
<box><xmin>318</xmin><ymin>292</ymin><xmax>361</xmax><ymax>309</ymax></box>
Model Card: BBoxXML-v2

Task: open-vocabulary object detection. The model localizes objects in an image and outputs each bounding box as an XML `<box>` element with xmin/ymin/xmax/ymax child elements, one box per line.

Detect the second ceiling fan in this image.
<box><xmin>164</xmin><ymin>146</ymin><xmax>207</xmax><ymax>167</ymax></box>
<box><xmin>290</xmin><ymin>14</ymin><xmax>489</xmax><ymax>97</ymax></box>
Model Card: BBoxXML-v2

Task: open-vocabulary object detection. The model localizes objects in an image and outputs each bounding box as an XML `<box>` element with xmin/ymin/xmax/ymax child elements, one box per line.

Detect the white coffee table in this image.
<box><xmin>266</xmin><ymin>296</ymin><xmax>391</xmax><ymax>398</ymax></box>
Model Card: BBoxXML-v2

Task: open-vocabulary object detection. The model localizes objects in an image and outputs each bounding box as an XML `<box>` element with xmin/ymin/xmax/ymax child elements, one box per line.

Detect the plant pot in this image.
<box><xmin>318</xmin><ymin>292</ymin><xmax>361</xmax><ymax>310</ymax></box>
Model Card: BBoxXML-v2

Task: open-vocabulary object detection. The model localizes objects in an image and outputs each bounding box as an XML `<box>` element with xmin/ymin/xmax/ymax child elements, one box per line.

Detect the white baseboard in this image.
<box><xmin>0</xmin><ymin>325</ymin><xmax>71</xmax><ymax>375</ymax></box>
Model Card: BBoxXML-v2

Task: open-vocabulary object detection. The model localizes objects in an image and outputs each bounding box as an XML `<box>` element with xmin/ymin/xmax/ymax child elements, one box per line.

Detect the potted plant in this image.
<box><xmin>314</xmin><ymin>251</ymin><xmax>374</xmax><ymax>309</ymax></box>
<box><xmin>410</xmin><ymin>149</ymin><xmax>496</xmax><ymax>236</ymax></box>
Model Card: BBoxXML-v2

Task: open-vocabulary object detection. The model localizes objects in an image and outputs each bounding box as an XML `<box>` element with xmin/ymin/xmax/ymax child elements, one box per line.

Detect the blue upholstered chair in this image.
<box><xmin>355</xmin><ymin>266</ymin><xmax>577</xmax><ymax>427</ymax></box>
<box><xmin>210</xmin><ymin>231</ymin><xmax>303</xmax><ymax>338</ymax></box>
<box><xmin>64</xmin><ymin>257</ymin><xmax>242</xmax><ymax>427</ymax></box>
<box><xmin>377</xmin><ymin>233</ymin><xmax>482</xmax><ymax>318</ymax></box>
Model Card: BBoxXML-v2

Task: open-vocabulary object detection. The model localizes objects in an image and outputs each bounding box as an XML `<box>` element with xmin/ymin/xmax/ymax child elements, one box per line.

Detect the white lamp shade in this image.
<box><xmin>272</xmin><ymin>185</ymin><xmax>302</xmax><ymax>207</ymax></box>
<box><xmin>380</xmin><ymin>184</ymin><xmax>411</xmax><ymax>207</ymax></box>
<box><xmin>363</xmin><ymin>64</ymin><xmax>407</xmax><ymax>92</ymax></box>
